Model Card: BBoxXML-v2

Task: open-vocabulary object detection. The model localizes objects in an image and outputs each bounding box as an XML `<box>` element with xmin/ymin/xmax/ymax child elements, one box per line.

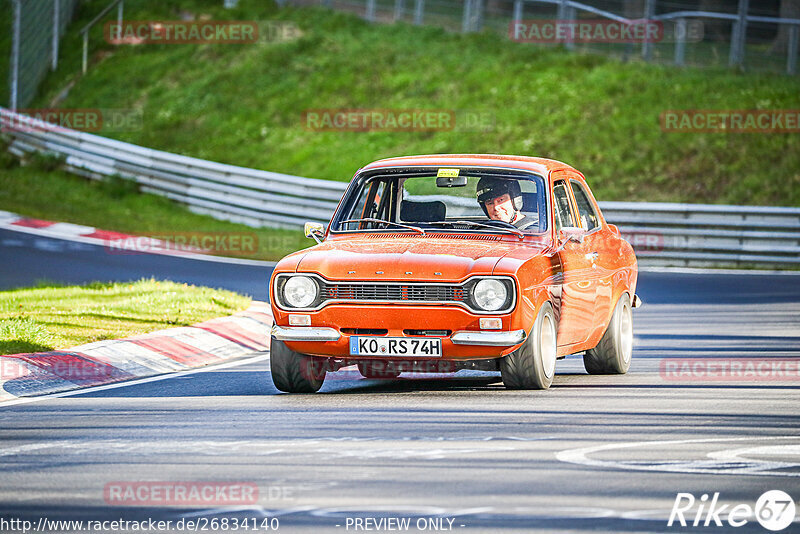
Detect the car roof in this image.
<box><xmin>360</xmin><ymin>154</ymin><xmax>584</xmax><ymax>179</ymax></box>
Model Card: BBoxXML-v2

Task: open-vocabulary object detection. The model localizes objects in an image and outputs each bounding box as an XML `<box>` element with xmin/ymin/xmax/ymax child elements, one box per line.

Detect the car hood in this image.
<box><xmin>294</xmin><ymin>236</ymin><xmax>548</xmax><ymax>281</ymax></box>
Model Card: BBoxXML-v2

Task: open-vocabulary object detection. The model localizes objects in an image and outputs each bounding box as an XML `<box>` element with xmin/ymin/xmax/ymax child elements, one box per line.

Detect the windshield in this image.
<box><xmin>333</xmin><ymin>171</ymin><xmax>548</xmax><ymax>234</ymax></box>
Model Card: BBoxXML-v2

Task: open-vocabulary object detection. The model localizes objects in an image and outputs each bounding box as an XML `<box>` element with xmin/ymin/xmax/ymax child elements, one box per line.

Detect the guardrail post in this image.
<box><xmin>674</xmin><ymin>18</ymin><xmax>686</xmax><ymax>66</ymax></box>
<box><xmin>788</xmin><ymin>24</ymin><xmax>799</xmax><ymax>75</ymax></box>
<box><xmin>462</xmin><ymin>0</ymin><xmax>472</xmax><ymax>32</ymax></box>
<box><xmin>513</xmin><ymin>0</ymin><xmax>522</xmax><ymax>23</ymax></box>
<box><xmin>557</xmin><ymin>0</ymin><xmax>567</xmax><ymax>21</ymax></box>
<box><xmin>366</xmin><ymin>0</ymin><xmax>376</xmax><ymax>21</ymax></box>
<box><xmin>394</xmin><ymin>0</ymin><xmax>404</xmax><ymax>21</ymax></box>
<box><xmin>642</xmin><ymin>0</ymin><xmax>655</xmax><ymax>61</ymax></box>
<box><xmin>414</xmin><ymin>0</ymin><xmax>424</xmax><ymax>25</ymax></box>
<box><xmin>474</xmin><ymin>0</ymin><xmax>484</xmax><ymax>32</ymax></box>
<box><xmin>728</xmin><ymin>0</ymin><xmax>748</xmax><ymax>68</ymax></box>
<box><xmin>10</xmin><ymin>0</ymin><xmax>21</xmax><ymax>109</ymax></box>
<box><xmin>564</xmin><ymin>5</ymin><xmax>575</xmax><ymax>50</ymax></box>
<box><xmin>52</xmin><ymin>0</ymin><xmax>60</xmax><ymax>71</ymax></box>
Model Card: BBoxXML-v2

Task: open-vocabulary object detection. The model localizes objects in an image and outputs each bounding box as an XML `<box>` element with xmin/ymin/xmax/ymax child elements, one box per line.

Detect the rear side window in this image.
<box><xmin>570</xmin><ymin>181</ymin><xmax>599</xmax><ymax>231</ymax></box>
<box><xmin>552</xmin><ymin>181</ymin><xmax>575</xmax><ymax>231</ymax></box>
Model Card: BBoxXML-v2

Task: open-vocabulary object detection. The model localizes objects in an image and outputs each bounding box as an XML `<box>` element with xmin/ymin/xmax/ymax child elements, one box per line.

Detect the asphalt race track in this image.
<box><xmin>1</xmin><ymin>227</ymin><xmax>799</xmax><ymax>533</ymax></box>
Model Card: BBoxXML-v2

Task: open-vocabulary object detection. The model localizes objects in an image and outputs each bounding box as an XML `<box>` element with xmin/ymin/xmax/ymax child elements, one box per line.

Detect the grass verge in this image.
<box><xmin>0</xmin><ymin>279</ymin><xmax>250</xmax><ymax>355</ymax></box>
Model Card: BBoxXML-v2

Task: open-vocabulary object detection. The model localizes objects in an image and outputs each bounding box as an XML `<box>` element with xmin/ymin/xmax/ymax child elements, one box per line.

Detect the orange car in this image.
<box><xmin>269</xmin><ymin>155</ymin><xmax>640</xmax><ymax>392</ymax></box>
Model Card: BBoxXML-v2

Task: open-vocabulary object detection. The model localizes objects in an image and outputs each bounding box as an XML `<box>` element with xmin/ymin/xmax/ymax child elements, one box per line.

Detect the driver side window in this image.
<box><xmin>553</xmin><ymin>181</ymin><xmax>576</xmax><ymax>231</ymax></box>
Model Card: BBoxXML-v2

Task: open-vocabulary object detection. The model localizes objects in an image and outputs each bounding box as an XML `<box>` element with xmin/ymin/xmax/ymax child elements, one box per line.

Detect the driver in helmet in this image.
<box><xmin>476</xmin><ymin>176</ymin><xmax>538</xmax><ymax>230</ymax></box>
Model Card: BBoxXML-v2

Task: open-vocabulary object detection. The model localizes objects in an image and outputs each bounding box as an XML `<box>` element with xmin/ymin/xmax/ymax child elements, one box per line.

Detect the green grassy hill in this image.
<box><xmin>16</xmin><ymin>0</ymin><xmax>800</xmax><ymax>205</ymax></box>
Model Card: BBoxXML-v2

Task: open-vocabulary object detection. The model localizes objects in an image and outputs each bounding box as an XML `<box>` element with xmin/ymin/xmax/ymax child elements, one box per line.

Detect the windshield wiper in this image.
<box><xmin>429</xmin><ymin>220</ymin><xmax>524</xmax><ymax>239</ymax></box>
<box><xmin>340</xmin><ymin>218</ymin><xmax>426</xmax><ymax>235</ymax></box>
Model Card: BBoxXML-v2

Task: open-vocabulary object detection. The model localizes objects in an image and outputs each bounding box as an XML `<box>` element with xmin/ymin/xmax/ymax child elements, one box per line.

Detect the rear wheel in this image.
<box><xmin>583</xmin><ymin>293</ymin><xmax>633</xmax><ymax>375</ymax></box>
<box><xmin>500</xmin><ymin>302</ymin><xmax>557</xmax><ymax>390</ymax></box>
<box><xmin>270</xmin><ymin>337</ymin><xmax>326</xmax><ymax>393</ymax></box>
<box><xmin>357</xmin><ymin>360</ymin><xmax>401</xmax><ymax>379</ymax></box>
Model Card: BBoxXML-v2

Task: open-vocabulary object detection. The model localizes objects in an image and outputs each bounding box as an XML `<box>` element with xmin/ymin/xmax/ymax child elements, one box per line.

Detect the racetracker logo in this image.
<box><xmin>104</xmin><ymin>482</ymin><xmax>259</xmax><ymax>506</ymax></box>
<box><xmin>668</xmin><ymin>491</ymin><xmax>796</xmax><ymax>530</ymax></box>
<box><xmin>509</xmin><ymin>19</ymin><xmax>663</xmax><ymax>43</ymax></box>
<box><xmin>302</xmin><ymin>109</ymin><xmax>494</xmax><ymax>132</ymax></box>
<box><xmin>660</xmin><ymin>358</ymin><xmax>800</xmax><ymax>382</ymax></box>
<box><xmin>1</xmin><ymin>354</ymin><xmax>115</xmax><ymax>381</ymax></box>
<box><xmin>105</xmin><ymin>21</ymin><xmax>259</xmax><ymax>44</ymax></box>
<box><xmin>621</xmin><ymin>231</ymin><xmax>664</xmax><ymax>253</ymax></box>
<box><xmin>660</xmin><ymin>110</ymin><xmax>800</xmax><ymax>133</ymax></box>
<box><xmin>0</xmin><ymin>109</ymin><xmax>142</xmax><ymax>133</ymax></box>
<box><xmin>104</xmin><ymin>232</ymin><xmax>259</xmax><ymax>256</ymax></box>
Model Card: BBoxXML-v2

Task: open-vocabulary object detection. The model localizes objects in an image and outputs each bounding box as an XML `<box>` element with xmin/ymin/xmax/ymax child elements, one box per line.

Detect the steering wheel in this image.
<box><xmin>484</xmin><ymin>219</ymin><xmax>520</xmax><ymax>230</ymax></box>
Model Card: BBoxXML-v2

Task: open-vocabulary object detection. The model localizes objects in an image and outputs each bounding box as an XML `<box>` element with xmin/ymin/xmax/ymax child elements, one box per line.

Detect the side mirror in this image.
<box><xmin>549</xmin><ymin>226</ymin><xmax>585</xmax><ymax>255</ymax></box>
<box><xmin>304</xmin><ymin>222</ymin><xmax>325</xmax><ymax>244</ymax></box>
<box><xmin>559</xmin><ymin>226</ymin><xmax>585</xmax><ymax>244</ymax></box>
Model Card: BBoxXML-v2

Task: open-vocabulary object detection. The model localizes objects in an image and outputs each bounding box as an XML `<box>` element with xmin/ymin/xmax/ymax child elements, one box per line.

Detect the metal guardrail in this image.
<box><xmin>0</xmin><ymin>108</ymin><xmax>346</xmax><ymax>229</ymax></box>
<box><xmin>2</xmin><ymin>107</ymin><xmax>798</xmax><ymax>267</ymax></box>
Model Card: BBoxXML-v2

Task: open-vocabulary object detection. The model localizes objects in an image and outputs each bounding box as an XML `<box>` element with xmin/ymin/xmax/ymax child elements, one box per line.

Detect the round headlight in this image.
<box><xmin>473</xmin><ymin>279</ymin><xmax>508</xmax><ymax>311</ymax></box>
<box><xmin>283</xmin><ymin>276</ymin><xmax>318</xmax><ymax>308</ymax></box>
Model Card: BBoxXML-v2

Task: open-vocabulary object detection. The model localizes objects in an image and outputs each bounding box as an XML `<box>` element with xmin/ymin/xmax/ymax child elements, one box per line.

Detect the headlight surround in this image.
<box><xmin>282</xmin><ymin>276</ymin><xmax>318</xmax><ymax>308</ymax></box>
<box><xmin>472</xmin><ymin>278</ymin><xmax>508</xmax><ymax>312</ymax></box>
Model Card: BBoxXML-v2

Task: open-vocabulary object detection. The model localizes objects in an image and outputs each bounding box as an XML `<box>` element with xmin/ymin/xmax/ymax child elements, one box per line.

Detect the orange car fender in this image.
<box><xmin>498</xmin><ymin>256</ymin><xmax>559</xmax><ymax>338</ymax></box>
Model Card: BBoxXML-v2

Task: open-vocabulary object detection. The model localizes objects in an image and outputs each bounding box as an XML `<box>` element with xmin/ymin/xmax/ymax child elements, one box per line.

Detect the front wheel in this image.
<box><xmin>583</xmin><ymin>293</ymin><xmax>633</xmax><ymax>375</ymax></box>
<box><xmin>270</xmin><ymin>337</ymin><xmax>327</xmax><ymax>393</ymax></box>
<box><xmin>500</xmin><ymin>302</ymin><xmax>557</xmax><ymax>390</ymax></box>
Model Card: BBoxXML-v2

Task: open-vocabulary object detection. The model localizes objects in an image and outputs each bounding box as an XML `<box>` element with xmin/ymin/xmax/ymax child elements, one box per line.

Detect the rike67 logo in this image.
<box><xmin>668</xmin><ymin>491</ymin><xmax>796</xmax><ymax>531</ymax></box>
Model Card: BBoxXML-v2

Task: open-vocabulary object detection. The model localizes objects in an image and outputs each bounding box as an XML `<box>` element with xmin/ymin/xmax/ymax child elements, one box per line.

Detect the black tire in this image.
<box><xmin>500</xmin><ymin>302</ymin><xmax>557</xmax><ymax>390</ymax></box>
<box><xmin>583</xmin><ymin>293</ymin><xmax>633</xmax><ymax>375</ymax></box>
<box><xmin>270</xmin><ymin>337</ymin><xmax>326</xmax><ymax>393</ymax></box>
<box><xmin>357</xmin><ymin>360</ymin><xmax>401</xmax><ymax>379</ymax></box>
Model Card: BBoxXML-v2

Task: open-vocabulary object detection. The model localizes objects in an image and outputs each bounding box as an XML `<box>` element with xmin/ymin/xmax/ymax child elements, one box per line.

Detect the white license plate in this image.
<box><xmin>350</xmin><ymin>337</ymin><xmax>442</xmax><ymax>357</ymax></box>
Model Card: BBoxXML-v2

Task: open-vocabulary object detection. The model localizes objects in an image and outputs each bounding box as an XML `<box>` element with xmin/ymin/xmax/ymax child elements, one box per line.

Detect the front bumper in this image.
<box><xmin>271</xmin><ymin>325</ymin><xmax>525</xmax><ymax>348</ymax></box>
<box><xmin>272</xmin><ymin>325</ymin><xmax>341</xmax><ymax>342</ymax></box>
<box><xmin>450</xmin><ymin>329</ymin><xmax>526</xmax><ymax>346</ymax></box>
<box><xmin>270</xmin><ymin>302</ymin><xmax>535</xmax><ymax>359</ymax></box>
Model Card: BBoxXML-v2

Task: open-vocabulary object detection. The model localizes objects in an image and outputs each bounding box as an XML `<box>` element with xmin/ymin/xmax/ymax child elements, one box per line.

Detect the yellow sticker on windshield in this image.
<box><xmin>437</xmin><ymin>168</ymin><xmax>460</xmax><ymax>178</ymax></box>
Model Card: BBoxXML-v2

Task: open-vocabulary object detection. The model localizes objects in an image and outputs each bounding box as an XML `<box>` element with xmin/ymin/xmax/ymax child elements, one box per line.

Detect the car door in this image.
<box><xmin>570</xmin><ymin>179</ymin><xmax>615</xmax><ymax>340</ymax></box>
<box><xmin>552</xmin><ymin>176</ymin><xmax>595</xmax><ymax>347</ymax></box>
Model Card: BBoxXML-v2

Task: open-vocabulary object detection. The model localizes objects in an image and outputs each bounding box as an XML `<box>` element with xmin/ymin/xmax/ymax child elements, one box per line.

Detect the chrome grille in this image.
<box><xmin>319</xmin><ymin>282</ymin><xmax>467</xmax><ymax>303</ymax></box>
